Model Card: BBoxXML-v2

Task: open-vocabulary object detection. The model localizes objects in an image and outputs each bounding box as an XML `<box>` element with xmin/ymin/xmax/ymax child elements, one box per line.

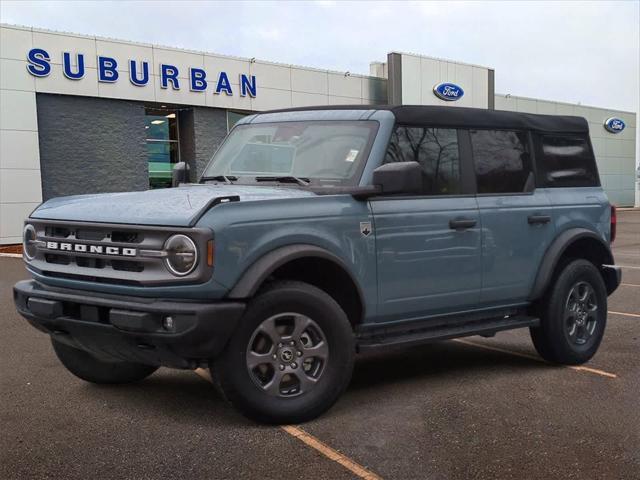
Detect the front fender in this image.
<box><xmin>528</xmin><ymin>228</ymin><xmax>614</xmax><ymax>301</ymax></box>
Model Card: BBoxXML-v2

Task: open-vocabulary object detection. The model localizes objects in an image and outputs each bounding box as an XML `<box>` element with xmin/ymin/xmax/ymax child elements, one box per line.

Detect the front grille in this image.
<box><xmin>26</xmin><ymin>220</ymin><xmax>212</xmax><ymax>287</ymax></box>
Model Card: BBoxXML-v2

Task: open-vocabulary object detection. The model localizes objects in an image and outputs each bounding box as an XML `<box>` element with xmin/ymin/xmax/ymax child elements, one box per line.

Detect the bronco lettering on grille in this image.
<box><xmin>45</xmin><ymin>241</ymin><xmax>136</xmax><ymax>257</ymax></box>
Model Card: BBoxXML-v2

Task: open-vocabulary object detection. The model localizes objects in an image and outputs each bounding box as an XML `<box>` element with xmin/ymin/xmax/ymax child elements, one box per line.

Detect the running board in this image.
<box><xmin>356</xmin><ymin>315</ymin><xmax>539</xmax><ymax>351</ymax></box>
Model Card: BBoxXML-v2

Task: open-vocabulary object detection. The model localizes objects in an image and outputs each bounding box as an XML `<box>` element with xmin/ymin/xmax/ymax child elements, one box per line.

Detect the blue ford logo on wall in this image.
<box><xmin>604</xmin><ymin>117</ymin><xmax>626</xmax><ymax>134</ymax></box>
<box><xmin>433</xmin><ymin>82</ymin><xmax>464</xmax><ymax>101</ymax></box>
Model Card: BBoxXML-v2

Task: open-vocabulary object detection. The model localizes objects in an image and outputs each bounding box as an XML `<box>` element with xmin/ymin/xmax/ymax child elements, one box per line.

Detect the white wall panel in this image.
<box><xmin>250</xmin><ymin>61</ymin><xmax>291</xmax><ymax>90</ymax></box>
<box><xmin>291</xmin><ymin>91</ymin><xmax>328</xmax><ymax>108</ymax></box>
<box><xmin>0</xmin><ymin>25</ymin><xmax>32</xmax><ymax>61</ymax></box>
<box><xmin>95</xmin><ymin>40</ymin><xmax>153</xmax><ymax>72</ymax></box>
<box><xmin>98</xmin><ymin>74</ymin><xmax>157</xmax><ymax>101</ymax></box>
<box><xmin>0</xmin><ymin>202</ymin><xmax>40</xmax><ymax>238</ymax></box>
<box><xmin>32</xmin><ymin>31</ymin><xmax>97</xmax><ymax>68</ymax></box>
<box><xmin>400</xmin><ymin>54</ymin><xmax>421</xmax><ymax>104</ymax></box>
<box><xmin>149</xmin><ymin>47</ymin><xmax>204</xmax><ymax>80</ymax></box>
<box><xmin>0</xmin><ymin>90</ymin><xmax>38</xmax><ymax>131</ymax></box>
<box><xmin>0</xmin><ymin>169</ymin><xmax>42</xmax><ymax>203</ymax></box>
<box><xmin>292</xmin><ymin>68</ymin><xmax>328</xmax><ymax>95</ymax></box>
<box><xmin>250</xmin><ymin>87</ymin><xmax>291</xmax><ymax>111</ymax></box>
<box><xmin>0</xmin><ymin>58</ymin><xmax>35</xmax><ymax>91</ymax></box>
<box><xmin>0</xmin><ymin>130</ymin><xmax>40</xmax><ymax>170</ymax></box>
<box><xmin>34</xmin><ymin>67</ymin><xmax>100</xmax><ymax>97</ymax></box>
<box><xmin>328</xmin><ymin>73</ymin><xmax>361</xmax><ymax>98</ymax></box>
<box><xmin>328</xmin><ymin>95</ymin><xmax>362</xmax><ymax>105</ymax></box>
<box><xmin>203</xmin><ymin>55</ymin><xmax>251</xmax><ymax>83</ymax></box>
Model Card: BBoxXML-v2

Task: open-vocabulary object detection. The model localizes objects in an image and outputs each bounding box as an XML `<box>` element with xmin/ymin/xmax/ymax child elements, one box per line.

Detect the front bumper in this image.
<box><xmin>14</xmin><ymin>280</ymin><xmax>245</xmax><ymax>369</ymax></box>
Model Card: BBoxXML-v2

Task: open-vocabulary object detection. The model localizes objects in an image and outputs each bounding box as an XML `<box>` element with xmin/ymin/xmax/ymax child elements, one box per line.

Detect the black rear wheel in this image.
<box><xmin>213</xmin><ymin>281</ymin><xmax>354</xmax><ymax>424</ymax></box>
<box><xmin>530</xmin><ymin>259</ymin><xmax>607</xmax><ymax>365</ymax></box>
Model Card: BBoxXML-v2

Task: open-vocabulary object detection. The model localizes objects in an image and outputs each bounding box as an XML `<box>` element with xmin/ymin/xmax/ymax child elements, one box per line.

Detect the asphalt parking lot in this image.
<box><xmin>1</xmin><ymin>211</ymin><xmax>638</xmax><ymax>480</ymax></box>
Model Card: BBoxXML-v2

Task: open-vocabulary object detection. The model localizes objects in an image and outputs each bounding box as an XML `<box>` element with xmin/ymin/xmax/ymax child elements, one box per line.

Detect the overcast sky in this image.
<box><xmin>1</xmin><ymin>0</ymin><xmax>638</xmax><ymax>113</ymax></box>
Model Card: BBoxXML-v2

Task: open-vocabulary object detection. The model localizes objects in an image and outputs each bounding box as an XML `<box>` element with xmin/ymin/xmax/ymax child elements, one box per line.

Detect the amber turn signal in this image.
<box><xmin>207</xmin><ymin>240</ymin><xmax>215</xmax><ymax>267</ymax></box>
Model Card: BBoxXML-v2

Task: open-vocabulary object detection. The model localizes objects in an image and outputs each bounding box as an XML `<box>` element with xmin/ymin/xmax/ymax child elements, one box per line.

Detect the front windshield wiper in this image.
<box><xmin>200</xmin><ymin>175</ymin><xmax>238</xmax><ymax>184</ymax></box>
<box><xmin>255</xmin><ymin>176</ymin><xmax>310</xmax><ymax>186</ymax></box>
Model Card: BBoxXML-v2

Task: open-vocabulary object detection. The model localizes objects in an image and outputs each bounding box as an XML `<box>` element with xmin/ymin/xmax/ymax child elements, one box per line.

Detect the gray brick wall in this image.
<box><xmin>36</xmin><ymin>93</ymin><xmax>148</xmax><ymax>200</ymax></box>
<box><xmin>192</xmin><ymin>107</ymin><xmax>228</xmax><ymax>179</ymax></box>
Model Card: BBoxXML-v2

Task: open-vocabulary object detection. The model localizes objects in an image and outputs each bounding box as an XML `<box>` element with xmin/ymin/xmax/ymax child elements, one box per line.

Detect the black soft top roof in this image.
<box><xmin>265</xmin><ymin>104</ymin><xmax>589</xmax><ymax>134</ymax></box>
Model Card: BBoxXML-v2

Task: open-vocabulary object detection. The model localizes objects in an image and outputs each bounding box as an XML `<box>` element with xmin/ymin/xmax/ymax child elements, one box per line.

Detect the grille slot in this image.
<box><xmin>76</xmin><ymin>229</ymin><xmax>107</xmax><ymax>241</ymax></box>
<box><xmin>76</xmin><ymin>257</ymin><xmax>105</xmax><ymax>269</ymax></box>
<box><xmin>45</xmin><ymin>253</ymin><xmax>70</xmax><ymax>265</ymax></box>
<box><xmin>46</xmin><ymin>227</ymin><xmax>71</xmax><ymax>238</ymax></box>
<box><xmin>111</xmin><ymin>260</ymin><xmax>144</xmax><ymax>272</ymax></box>
<box><xmin>111</xmin><ymin>231</ymin><xmax>142</xmax><ymax>243</ymax></box>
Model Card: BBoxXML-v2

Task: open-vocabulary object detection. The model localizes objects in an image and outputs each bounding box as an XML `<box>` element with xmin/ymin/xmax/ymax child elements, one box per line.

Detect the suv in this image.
<box><xmin>14</xmin><ymin>106</ymin><xmax>621</xmax><ymax>424</ymax></box>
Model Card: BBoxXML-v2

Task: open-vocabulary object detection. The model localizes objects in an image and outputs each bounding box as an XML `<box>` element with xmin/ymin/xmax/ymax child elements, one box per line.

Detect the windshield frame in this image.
<box><xmin>200</xmin><ymin>119</ymin><xmax>380</xmax><ymax>187</ymax></box>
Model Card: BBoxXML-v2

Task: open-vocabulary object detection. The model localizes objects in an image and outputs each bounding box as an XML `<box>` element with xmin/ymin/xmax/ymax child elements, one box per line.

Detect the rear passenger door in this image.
<box><xmin>470</xmin><ymin>129</ymin><xmax>555</xmax><ymax>305</ymax></box>
<box><xmin>371</xmin><ymin>126</ymin><xmax>481</xmax><ymax>321</ymax></box>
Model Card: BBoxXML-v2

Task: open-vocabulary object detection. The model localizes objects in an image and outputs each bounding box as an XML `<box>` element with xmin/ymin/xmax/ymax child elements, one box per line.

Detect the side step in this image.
<box><xmin>356</xmin><ymin>315</ymin><xmax>539</xmax><ymax>352</ymax></box>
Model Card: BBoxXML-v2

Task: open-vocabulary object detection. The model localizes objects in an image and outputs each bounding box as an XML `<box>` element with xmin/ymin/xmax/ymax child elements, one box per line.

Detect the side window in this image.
<box><xmin>537</xmin><ymin>134</ymin><xmax>599</xmax><ymax>187</ymax></box>
<box><xmin>470</xmin><ymin>130</ymin><xmax>533</xmax><ymax>194</ymax></box>
<box><xmin>384</xmin><ymin>127</ymin><xmax>461</xmax><ymax>195</ymax></box>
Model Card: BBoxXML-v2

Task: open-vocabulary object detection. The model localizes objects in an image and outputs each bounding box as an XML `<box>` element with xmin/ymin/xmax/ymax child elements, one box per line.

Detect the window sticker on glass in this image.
<box><xmin>345</xmin><ymin>149</ymin><xmax>359</xmax><ymax>163</ymax></box>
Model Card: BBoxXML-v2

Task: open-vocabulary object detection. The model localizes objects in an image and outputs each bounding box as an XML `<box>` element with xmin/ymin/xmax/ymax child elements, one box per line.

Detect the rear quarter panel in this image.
<box><xmin>545</xmin><ymin>186</ymin><xmax>611</xmax><ymax>242</ymax></box>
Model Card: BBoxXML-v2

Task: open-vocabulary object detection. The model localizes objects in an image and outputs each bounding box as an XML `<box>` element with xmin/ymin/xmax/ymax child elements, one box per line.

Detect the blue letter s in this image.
<box><xmin>26</xmin><ymin>48</ymin><xmax>51</xmax><ymax>77</ymax></box>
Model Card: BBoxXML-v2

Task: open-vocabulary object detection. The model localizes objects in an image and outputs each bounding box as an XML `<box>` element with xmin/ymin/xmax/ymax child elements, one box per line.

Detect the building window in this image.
<box><xmin>384</xmin><ymin>126</ymin><xmax>461</xmax><ymax>195</ymax></box>
<box><xmin>470</xmin><ymin>130</ymin><xmax>532</xmax><ymax>194</ymax></box>
<box><xmin>145</xmin><ymin>108</ymin><xmax>180</xmax><ymax>188</ymax></box>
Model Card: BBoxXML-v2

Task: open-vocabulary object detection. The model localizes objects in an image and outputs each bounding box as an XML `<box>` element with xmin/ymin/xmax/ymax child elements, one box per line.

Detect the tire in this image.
<box><xmin>530</xmin><ymin>259</ymin><xmax>607</xmax><ymax>365</ymax></box>
<box><xmin>212</xmin><ymin>281</ymin><xmax>355</xmax><ymax>424</ymax></box>
<box><xmin>51</xmin><ymin>339</ymin><xmax>158</xmax><ymax>384</ymax></box>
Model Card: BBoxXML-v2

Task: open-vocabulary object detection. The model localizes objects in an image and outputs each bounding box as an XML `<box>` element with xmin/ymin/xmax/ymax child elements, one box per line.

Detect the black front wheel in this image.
<box><xmin>530</xmin><ymin>259</ymin><xmax>607</xmax><ymax>365</ymax></box>
<box><xmin>213</xmin><ymin>281</ymin><xmax>354</xmax><ymax>424</ymax></box>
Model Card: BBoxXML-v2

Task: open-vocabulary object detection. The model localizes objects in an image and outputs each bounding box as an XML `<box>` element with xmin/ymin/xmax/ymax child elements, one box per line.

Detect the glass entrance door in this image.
<box><xmin>145</xmin><ymin>108</ymin><xmax>180</xmax><ymax>188</ymax></box>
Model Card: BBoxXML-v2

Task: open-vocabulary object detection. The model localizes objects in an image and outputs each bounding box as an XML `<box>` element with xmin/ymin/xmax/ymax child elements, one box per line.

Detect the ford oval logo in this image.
<box><xmin>604</xmin><ymin>117</ymin><xmax>625</xmax><ymax>134</ymax></box>
<box><xmin>433</xmin><ymin>82</ymin><xmax>464</xmax><ymax>101</ymax></box>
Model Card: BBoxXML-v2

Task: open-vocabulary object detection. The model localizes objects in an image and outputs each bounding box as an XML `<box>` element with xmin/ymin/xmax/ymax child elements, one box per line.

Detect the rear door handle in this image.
<box><xmin>449</xmin><ymin>218</ymin><xmax>477</xmax><ymax>230</ymax></box>
<box><xmin>528</xmin><ymin>214</ymin><xmax>551</xmax><ymax>225</ymax></box>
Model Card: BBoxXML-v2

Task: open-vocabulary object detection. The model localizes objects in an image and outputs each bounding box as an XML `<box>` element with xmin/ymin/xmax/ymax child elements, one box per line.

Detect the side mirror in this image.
<box><xmin>372</xmin><ymin>161</ymin><xmax>422</xmax><ymax>195</ymax></box>
<box><xmin>171</xmin><ymin>162</ymin><xmax>190</xmax><ymax>187</ymax></box>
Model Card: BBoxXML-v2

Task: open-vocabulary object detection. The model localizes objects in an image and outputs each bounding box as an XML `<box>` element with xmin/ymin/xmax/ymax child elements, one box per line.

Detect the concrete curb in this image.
<box><xmin>0</xmin><ymin>253</ymin><xmax>22</xmax><ymax>258</ymax></box>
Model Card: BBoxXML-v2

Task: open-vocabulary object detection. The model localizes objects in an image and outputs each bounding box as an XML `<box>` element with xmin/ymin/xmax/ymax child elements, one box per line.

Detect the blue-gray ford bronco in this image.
<box><xmin>14</xmin><ymin>105</ymin><xmax>622</xmax><ymax>423</ymax></box>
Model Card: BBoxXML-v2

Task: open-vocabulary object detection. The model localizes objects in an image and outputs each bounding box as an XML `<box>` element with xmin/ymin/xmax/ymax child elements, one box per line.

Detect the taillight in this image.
<box><xmin>610</xmin><ymin>204</ymin><xmax>617</xmax><ymax>243</ymax></box>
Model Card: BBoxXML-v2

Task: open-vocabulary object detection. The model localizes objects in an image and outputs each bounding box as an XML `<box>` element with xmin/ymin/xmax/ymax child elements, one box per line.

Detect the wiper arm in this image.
<box><xmin>200</xmin><ymin>175</ymin><xmax>238</xmax><ymax>184</ymax></box>
<box><xmin>255</xmin><ymin>176</ymin><xmax>310</xmax><ymax>186</ymax></box>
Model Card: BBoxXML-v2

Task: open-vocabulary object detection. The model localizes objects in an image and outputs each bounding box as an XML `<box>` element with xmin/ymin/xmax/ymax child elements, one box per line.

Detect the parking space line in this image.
<box><xmin>452</xmin><ymin>339</ymin><xmax>617</xmax><ymax>379</ymax></box>
<box><xmin>608</xmin><ymin>310</ymin><xmax>640</xmax><ymax>318</ymax></box>
<box><xmin>281</xmin><ymin>425</ymin><xmax>383</xmax><ymax>480</ymax></box>
<box><xmin>193</xmin><ymin>368</ymin><xmax>383</xmax><ymax>480</ymax></box>
<box><xmin>619</xmin><ymin>265</ymin><xmax>640</xmax><ymax>270</ymax></box>
<box><xmin>620</xmin><ymin>283</ymin><xmax>640</xmax><ymax>288</ymax></box>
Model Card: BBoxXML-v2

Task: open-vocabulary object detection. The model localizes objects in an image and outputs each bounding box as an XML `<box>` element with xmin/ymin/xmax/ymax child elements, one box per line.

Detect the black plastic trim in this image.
<box><xmin>528</xmin><ymin>228</ymin><xmax>615</xmax><ymax>301</ymax></box>
<box><xmin>227</xmin><ymin>244</ymin><xmax>365</xmax><ymax>312</ymax></box>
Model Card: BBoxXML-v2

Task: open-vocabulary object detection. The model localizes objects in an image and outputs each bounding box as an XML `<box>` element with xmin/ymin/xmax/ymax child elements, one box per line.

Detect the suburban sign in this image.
<box><xmin>433</xmin><ymin>82</ymin><xmax>464</xmax><ymax>101</ymax></box>
<box><xmin>603</xmin><ymin>117</ymin><xmax>626</xmax><ymax>134</ymax></box>
<box><xmin>26</xmin><ymin>48</ymin><xmax>257</xmax><ymax>97</ymax></box>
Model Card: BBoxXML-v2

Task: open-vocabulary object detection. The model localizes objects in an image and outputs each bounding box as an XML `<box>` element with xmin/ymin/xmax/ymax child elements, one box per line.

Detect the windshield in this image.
<box><xmin>202</xmin><ymin>121</ymin><xmax>378</xmax><ymax>186</ymax></box>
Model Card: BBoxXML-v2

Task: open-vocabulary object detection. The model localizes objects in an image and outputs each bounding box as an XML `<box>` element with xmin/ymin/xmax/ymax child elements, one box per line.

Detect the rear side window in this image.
<box><xmin>537</xmin><ymin>134</ymin><xmax>599</xmax><ymax>187</ymax></box>
<box><xmin>470</xmin><ymin>130</ymin><xmax>533</xmax><ymax>194</ymax></box>
<box><xmin>384</xmin><ymin>127</ymin><xmax>461</xmax><ymax>195</ymax></box>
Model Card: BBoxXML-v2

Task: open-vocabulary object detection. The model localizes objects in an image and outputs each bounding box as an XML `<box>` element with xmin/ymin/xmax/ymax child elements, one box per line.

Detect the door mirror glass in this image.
<box><xmin>372</xmin><ymin>161</ymin><xmax>422</xmax><ymax>195</ymax></box>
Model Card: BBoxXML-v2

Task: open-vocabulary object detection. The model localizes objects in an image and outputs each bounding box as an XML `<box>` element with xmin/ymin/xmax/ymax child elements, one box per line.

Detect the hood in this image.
<box><xmin>31</xmin><ymin>184</ymin><xmax>317</xmax><ymax>227</ymax></box>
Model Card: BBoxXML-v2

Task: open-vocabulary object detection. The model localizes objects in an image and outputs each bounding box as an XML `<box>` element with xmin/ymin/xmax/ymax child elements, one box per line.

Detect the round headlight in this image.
<box><xmin>164</xmin><ymin>234</ymin><xmax>198</xmax><ymax>276</ymax></box>
<box><xmin>23</xmin><ymin>224</ymin><xmax>37</xmax><ymax>260</ymax></box>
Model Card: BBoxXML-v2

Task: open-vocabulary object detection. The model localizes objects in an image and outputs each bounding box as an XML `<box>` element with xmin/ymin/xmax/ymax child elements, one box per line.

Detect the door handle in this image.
<box><xmin>528</xmin><ymin>214</ymin><xmax>551</xmax><ymax>225</ymax></box>
<box><xmin>449</xmin><ymin>218</ymin><xmax>477</xmax><ymax>230</ymax></box>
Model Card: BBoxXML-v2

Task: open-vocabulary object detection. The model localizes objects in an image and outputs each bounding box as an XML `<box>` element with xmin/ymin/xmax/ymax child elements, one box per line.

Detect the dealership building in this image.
<box><xmin>0</xmin><ymin>23</ymin><xmax>637</xmax><ymax>245</ymax></box>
